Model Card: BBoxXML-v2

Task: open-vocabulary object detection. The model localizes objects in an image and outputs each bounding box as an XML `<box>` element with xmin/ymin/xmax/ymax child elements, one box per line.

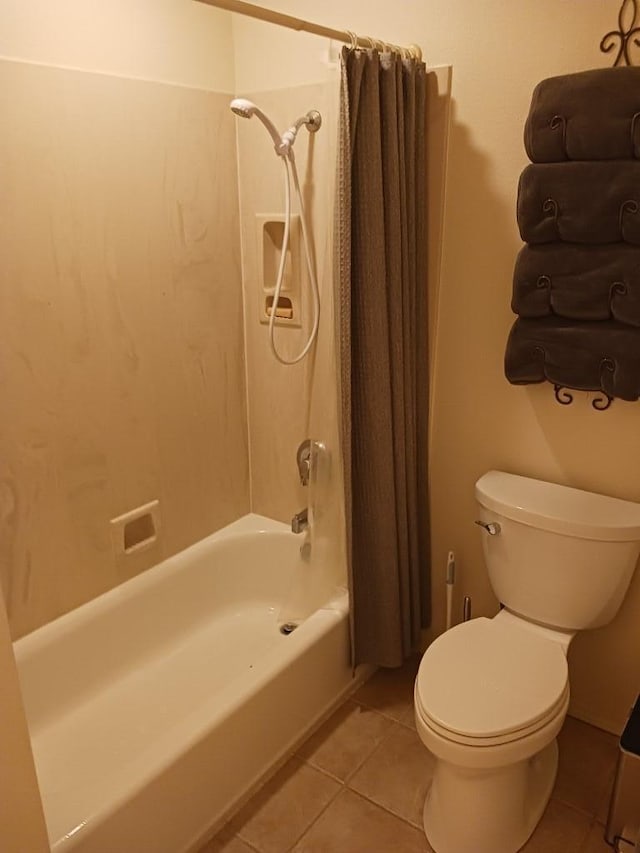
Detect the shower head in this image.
<box><xmin>229</xmin><ymin>98</ymin><xmax>284</xmax><ymax>153</ymax></box>
<box><xmin>229</xmin><ymin>97</ymin><xmax>256</xmax><ymax>119</ymax></box>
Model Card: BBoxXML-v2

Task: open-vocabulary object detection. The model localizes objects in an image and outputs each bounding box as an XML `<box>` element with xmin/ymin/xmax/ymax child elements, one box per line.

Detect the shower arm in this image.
<box><xmin>280</xmin><ymin>111</ymin><xmax>322</xmax><ymax>152</ymax></box>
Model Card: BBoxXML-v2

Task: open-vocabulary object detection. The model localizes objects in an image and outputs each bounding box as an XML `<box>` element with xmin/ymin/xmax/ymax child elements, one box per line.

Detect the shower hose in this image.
<box><xmin>268</xmin><ymin>151</ymin><xmax>320</xmax><ymax>365</ymax></box>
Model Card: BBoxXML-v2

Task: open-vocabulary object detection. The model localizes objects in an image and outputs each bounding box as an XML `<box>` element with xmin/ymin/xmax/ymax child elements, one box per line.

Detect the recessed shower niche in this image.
<box><xmin>256</xmin><ymin>213</ymin><xmax>302</xmax><ymax>326</ymax></box>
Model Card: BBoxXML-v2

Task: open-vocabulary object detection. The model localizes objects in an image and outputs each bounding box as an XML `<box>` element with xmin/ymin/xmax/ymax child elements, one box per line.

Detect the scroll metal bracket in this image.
<box><xmin>554</xmin><ymin>385</ymin><xmax>573</xmax><ymax>406</ymax></box>
<box><xmin>592</xmin><ymin>393</ymin><xmax>614</xmax><ymax>411</ymax></box>
<box><xmin>601</xmin><ymin>0</ymin><xmax>640</xmax><ymax>66</ymax></box>
<box><xmin>553</xmin><ymin>384</ymin><xmax>613</xmax><ymax>411</ymax></box>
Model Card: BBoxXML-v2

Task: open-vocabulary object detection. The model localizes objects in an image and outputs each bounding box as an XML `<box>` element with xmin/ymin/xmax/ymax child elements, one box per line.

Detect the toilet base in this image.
<box><xmin>423</xmin><ymin>739</ymin><xmax>558</xmax><ymax>853</ymax></box>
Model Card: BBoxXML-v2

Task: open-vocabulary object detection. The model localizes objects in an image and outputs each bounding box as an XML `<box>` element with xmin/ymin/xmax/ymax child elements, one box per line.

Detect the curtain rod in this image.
<box><xmin>194</xmin><ymin>0</ymin><xmax>423</xmax><ymax>60</ymax></box>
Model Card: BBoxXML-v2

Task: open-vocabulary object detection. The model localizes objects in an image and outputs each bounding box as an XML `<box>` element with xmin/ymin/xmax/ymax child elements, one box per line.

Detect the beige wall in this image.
<box><xmin>0</xmin><ymin>0</ymin><xmax>235</xmax><ymax>91</ymax></box>
<box><xmin>235</xmin><ymin>78</ymin><xmax>338</xmax><ymax>522</ymax></box>
<box><xmin>232</xmin><ymin>0</ymin><xmax>640</xmax><ymax>734</ymax></box>
<box><xmin>235</xmin><ymin>73</ymin><xmax>351</xmax><ymax>615</ymax></box>
<box><xmin>0</xmin><ymin>53</ymin><xmax>248</xmax><ymax>638</ymax></box>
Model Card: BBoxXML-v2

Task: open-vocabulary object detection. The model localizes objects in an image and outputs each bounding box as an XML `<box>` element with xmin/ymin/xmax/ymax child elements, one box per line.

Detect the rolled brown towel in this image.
<box><xmin>524</xmin><ymin>67</ymin><xmax>640</xmax><ymax>163</ymax></box>
<box><xmin>512</xmin><ymin>244</ymin><xmax>640</xmax><ymax>326</ymax></box>
<box><xmin>504</xmin><ymin>316</ymin><xmax>640</xmax><ymax>400</ymax></box>
<box><xmin>517</xmin><ymin>161</ymin><xmax>640</xmax><ymax>245</ymax></box>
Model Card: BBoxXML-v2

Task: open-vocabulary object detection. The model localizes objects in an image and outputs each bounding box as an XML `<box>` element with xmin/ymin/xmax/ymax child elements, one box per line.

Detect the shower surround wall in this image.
<box><xmin>236</xmin><ymin>80</ymin><xmax>345</xmax><ymax>561</ymax></box>
<box><xmin>0</xmin><ymin>58</ymin><xmax>250</xmax><ymax>638</ymax></box>
<box><xmin>0</xmin><ymin>54</ymin><xmax>346</xmax><ymax>639</ymax></box>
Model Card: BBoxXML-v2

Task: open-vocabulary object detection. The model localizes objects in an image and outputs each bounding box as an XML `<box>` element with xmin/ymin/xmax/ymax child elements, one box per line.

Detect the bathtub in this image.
<box><xmin>14</xmin><ymin>514</ymin><xmax>360</xmax><ymax>853</ymax></box>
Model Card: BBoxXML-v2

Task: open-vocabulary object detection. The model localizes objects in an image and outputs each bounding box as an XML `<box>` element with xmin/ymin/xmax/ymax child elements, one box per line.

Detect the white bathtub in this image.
<box><xmin>14</xmin><ymin>514</ymin><xmax>360</xmax><ymax>853</ymax></box>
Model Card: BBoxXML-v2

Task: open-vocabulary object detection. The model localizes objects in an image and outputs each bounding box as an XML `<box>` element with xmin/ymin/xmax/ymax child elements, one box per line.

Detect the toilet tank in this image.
<box><xmin>475</xmin><ymin>471</ymin><xmax>640</xmax><ymax>630</ymax></box>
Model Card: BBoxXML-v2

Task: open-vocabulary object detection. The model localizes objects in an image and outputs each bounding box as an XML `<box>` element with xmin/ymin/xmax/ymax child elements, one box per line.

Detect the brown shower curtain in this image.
<box><xmin>337</xmin><ymin>46</ymin><xmax>431</xmax><ymax>668</ymax></box>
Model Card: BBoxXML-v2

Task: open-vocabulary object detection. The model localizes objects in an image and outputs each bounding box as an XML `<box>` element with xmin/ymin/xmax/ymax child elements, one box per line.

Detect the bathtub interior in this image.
<box><xmin>13</xmin><ymin>513</ymin><xmax>355</xmax><ymax>852</ymax></box>
<box><xmin>16</xmin><ymin>514</ymin><xmax>339</xmax><ymax>730</ymax></box>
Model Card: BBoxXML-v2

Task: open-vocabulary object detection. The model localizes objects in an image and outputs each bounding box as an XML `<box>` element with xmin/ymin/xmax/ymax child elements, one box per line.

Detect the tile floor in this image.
<box><xmin>200</xmin><ymin>657</ymin><xmax>620</xmax><ymax>853</ymax></box>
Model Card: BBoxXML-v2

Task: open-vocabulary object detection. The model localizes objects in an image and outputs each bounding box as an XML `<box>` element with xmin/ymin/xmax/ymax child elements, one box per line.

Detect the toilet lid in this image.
<box><xmin>415</xmin><ymin>617</ymin><xmax>568</xmax><ymax>740</ymax></box>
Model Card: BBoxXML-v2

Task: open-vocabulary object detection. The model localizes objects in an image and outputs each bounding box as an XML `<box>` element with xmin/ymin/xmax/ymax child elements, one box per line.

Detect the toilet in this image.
<box><xmin>414</xmin><ymin>470</ymin><xmax>640</xmax><ymax>853</ymax></box>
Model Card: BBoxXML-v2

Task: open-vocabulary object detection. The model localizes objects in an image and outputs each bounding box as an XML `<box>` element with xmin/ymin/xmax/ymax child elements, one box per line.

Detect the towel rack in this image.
<box><xmin>550</xmin><ymin>0</ymin><xmax>638</xmax><ymax>409</ymax></box>
<box><xmin>601</xmin><ymin>0</ymin><xmax>640</xmax><ymax>66</ymax></box>
<box><xmin>553</xmin><ymin>386</ymin><xmax>613</xmax><ymax>411</ymax></box>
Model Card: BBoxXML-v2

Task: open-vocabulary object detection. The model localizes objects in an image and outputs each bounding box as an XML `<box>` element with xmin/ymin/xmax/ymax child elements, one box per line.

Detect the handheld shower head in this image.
<box><xmin>229</xmin><ymin>96</ymin><xmax>323</xmax><ymax>365</ymax></box>
<box><xmin>229</xmin><ymin>97</ymin><xmax>255</xmax><ymax>119</ymax></box>
<box><xmin>229</xmin><ymin>98</ymin><xmax>284</xmax><ymax>153</ymax></box>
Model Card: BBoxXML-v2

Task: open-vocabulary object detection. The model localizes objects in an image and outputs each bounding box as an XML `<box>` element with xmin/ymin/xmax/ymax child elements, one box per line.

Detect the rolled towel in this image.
<box><xmin>512</xmin><ymin>244</ymin><xmax>640</xmax><ymax>326</ymax></box>
<box><xmin>517</xmin><ymin>162</ymin><xmax>640</xmax><ymax>245</ymax></box>
<box><xmin>524</xmin><ymin>67</ymin><xmax>640</xmax><ymax>163</ymax></box>
<box><xmin>504</xmin><ymin>317</ymin><xmax>640</xmax><ymax>401</ymax></box>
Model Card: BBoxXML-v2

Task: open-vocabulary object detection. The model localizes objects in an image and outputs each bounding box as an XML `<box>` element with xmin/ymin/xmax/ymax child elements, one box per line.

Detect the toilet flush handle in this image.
<box><xmin>474</xmin><ymin>520</ymin><xmax>501</xmax><ymax>535</ymax></box>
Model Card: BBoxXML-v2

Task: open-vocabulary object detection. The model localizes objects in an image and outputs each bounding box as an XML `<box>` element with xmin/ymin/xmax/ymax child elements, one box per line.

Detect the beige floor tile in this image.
<box><xmin>579</xmin><ymin>822</ymin><xmax>612</xmax><ymax>853</ymax></box>
<box><xmin>201</xmin><ymin>676</ymin><xmax>622</xmax><ymax>853</ymax></box>
<box><xmin>348</xmin><ymin>722</ymin><xmax>435</xmax><ymax>827</ymax></box>
<box><xmin>353</xmin><ymin>656</ymin><xmax>421</xmax><ymax>723</ymax></box>
<box><xmin>291</xmin><ymin>789</ymin><xmax>433</xmax><ymax>853</ymax></box>
<box><xmin>554</xmin><ymin>716</ymin><xmax>619</xmax><ymax>818</ymax></box>
<box><xmin>522</xmin><ymin>800</ymin><xmax>592</xmax><ymax>853</ymax></box>
<box><xmin>297</xmin><ymin>700</ymin><xmax>394</xmax><ymax>781</ymax></box>
<box><xmin>227</xmin><ymin>757</ymin><xmax>340</xmax><ymax>853</ymax></box>
<box><xmin>399</xmin><ymin>703</ymin><xmax>417</xmax><ymax>730</ymax></box>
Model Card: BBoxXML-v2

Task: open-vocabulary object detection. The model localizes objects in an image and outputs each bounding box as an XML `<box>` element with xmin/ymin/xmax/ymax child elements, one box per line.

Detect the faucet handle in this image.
<box><xmin>474</xmin><ymin>520</ymin><xmax>501</xmax><ymax>536</ymax></box>
<box><xmin>296</xmin><ymin>440</ymin><xmax>312</xmax><ymax>486</ymax></box>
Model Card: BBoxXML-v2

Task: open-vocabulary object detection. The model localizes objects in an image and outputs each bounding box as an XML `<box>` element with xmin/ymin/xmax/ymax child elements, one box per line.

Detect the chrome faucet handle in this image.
<box><xmin>474</xmin><ymin>520</ymin><xmax>501</xmax><ymax>536</ymax></box>
<box><xmin>296</xmin><ymin>440</ymin><xmax>312</xmax><ymax>486</ymax></box>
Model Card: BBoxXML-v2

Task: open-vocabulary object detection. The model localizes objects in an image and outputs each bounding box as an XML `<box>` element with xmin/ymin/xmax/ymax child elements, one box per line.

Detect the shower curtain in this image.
<box><xmin>337</xmin><ymin>46</ymin><xmax>431</xmax><ymax>669</ymax></box>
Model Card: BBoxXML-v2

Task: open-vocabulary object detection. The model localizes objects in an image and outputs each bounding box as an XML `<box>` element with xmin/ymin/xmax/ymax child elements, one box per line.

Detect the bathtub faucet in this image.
<box><xmin>291</xmin><ymin>508</ymin><xmax>309</xmax><ymax>534</ymax></box>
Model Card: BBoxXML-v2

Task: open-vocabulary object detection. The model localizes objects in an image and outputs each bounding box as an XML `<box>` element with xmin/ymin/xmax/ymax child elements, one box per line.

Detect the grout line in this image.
<box><xmin>0</xmin><ymin>54</ymin><xmax>233</xmax><ymax>93</ymax></box>
<box><xmin>345</xmin><ymin>784</ymin><xmax>425</xmax><ymax>832</ymax></box>
<box><xmin>297</xmin><ymin>701</ymin><xmax>398</xmax><ymax>784</ymax></box>
<box><xmin>350</xmin><ymin>694</ymin><xmax>416</xmax><ymax>725</ymax></box>
<box><xmin>235</xmin><ymin>838</ymin><xmax>262</xmax><ymax>853</ymax></box>
<box><xmin>581</xmin><ymin>819</ymin><xmax>608</xmax><ymax>853</ymax></box>
<box><xmin>341</xmin><ymin>721</ymin><xmax>430</xmax><ymax>831</ymax></box>
<box><xmin>305</xmin><ymin>717</ymin><xmax>404</xmax><ymax>787</ymax></box>
<box><xmin>283</xmin><ymin>774</ymin><xmax>345</xmax><ymax>853</ymax></box>
<box><xmin>342</xmin><ymin>788</ymin><xmax>427</xmax><ymax>834</ymax></box>
<box><xmin>549</xmin><ymin>791</ymin><xmax>607</xmax><ymax>821</ymax></box>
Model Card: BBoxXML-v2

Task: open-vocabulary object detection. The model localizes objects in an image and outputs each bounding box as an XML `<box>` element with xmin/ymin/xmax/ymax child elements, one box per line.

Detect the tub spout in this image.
<box><xmin>291</xmin><ymin>508</ymin><xmax>308</xmax><ymax>534</ymax></box>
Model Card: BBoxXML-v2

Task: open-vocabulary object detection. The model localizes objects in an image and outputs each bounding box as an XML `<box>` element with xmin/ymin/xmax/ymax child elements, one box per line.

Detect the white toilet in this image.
<box><xmin>414</xmin><ymin>470</ymin><xmax>640</xmax><ymax>853</ymax></box>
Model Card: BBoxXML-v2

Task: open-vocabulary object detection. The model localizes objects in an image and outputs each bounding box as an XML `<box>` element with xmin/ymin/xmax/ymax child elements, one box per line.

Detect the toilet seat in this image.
<box><xmin>415</xmin><ymin>617</ymin><xmax>568</xmax><ymax>745</ymax></box>
<box><xmin>415</xmin><ymin>682</ymin><xmax>569</xmax><ymax>748</ymax></box>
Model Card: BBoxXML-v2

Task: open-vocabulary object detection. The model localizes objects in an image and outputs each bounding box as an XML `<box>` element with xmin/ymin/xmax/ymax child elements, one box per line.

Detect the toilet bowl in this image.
<box><xmin>415</xmin><ymin>612</ymin><xmax>570</xmax><ymax>852</ymax></box>
<box><xmin>414</xmin><ymin>471</ymin><xmax>640</xmax><ymax>853</ymax></box>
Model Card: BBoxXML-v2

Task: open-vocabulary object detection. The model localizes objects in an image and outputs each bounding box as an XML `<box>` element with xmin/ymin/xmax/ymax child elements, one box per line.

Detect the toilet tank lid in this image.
<box><xmin>476</xmin><ymin>471</ymin><xmax>640</xmax><ymax>541</ymax></box>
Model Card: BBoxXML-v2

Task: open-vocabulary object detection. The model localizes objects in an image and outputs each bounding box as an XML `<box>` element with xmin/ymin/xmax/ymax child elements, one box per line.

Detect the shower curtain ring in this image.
<box><xmin>346</xmin><ymin>30</ymin><xmax>359</xmax><ymax>50</ymax></box>
<box><xmin>362</xmin><ymin>35</ymin><xmax>376</xmax><ymax>50</ymax></box>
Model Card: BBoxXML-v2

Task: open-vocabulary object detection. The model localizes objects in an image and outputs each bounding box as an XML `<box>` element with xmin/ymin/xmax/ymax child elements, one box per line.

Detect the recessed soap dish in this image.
<box><xmin>110</xmin><ymin>500</ymin><xmax>160</xmax><ymax>556</ymax></box>
<box><xmin>256</xmin><ymin>214</ymin><xmax>302</xmax><ymax>328</ymax></box>
<box><xmin>265</xmin><ymin>295</ymin><xmax>294</xmax><ymax>320</ymax></box>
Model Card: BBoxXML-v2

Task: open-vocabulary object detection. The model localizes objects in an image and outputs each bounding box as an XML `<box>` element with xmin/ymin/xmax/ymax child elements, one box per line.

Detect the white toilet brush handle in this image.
<box><xmin>446</xmin><ymin>551</ymin><xmax>455</xmax><ymax>630</ymax></box>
